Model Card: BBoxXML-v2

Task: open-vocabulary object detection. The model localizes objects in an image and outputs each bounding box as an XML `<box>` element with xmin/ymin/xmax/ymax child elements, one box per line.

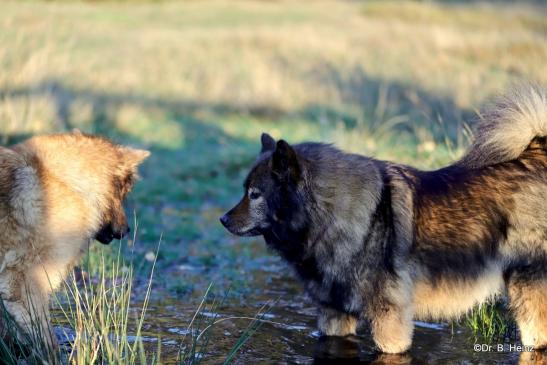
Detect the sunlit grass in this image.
<box><xmin>57</xmin><ymin>241</ymin><xmax>159</xmax><ymax>364</ymax></box>
<box><xmin>0</xmin><ymin>238</ymin><xmax>270</xmax><ymax>364</ymax></box>
<box><xmin>0</xmin><ymin>230</ymin><xmax>163</xmax><ymax>364</ymax></box>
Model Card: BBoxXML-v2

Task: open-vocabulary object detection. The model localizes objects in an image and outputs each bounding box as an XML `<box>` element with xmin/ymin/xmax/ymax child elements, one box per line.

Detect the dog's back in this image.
<box><xmin>0</xmin><ymin>146</ymin><xmax>42</xmax><ymax>244</ymax></box>
<box><xmin>415</xmin><ymin>85</ymin><xmax>546</xmax><ymax>262</ymax></box>
<box><xmin>412</xmin><ymin>139</ymin><xmax>547</xmax><ymax>275</ymax></box>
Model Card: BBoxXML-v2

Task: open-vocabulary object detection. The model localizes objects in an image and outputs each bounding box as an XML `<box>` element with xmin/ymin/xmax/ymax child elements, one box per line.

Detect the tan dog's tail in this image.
<box><xmin>458</xmin><ymin>84</ymin><xmax>547</xmax><ymax>168</ymax></box>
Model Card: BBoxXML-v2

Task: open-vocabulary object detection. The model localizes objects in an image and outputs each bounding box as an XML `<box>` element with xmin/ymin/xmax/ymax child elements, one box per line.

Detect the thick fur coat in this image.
<box><xmin>221</xmin><ymin>85</ymin><xmax>547</xmax><ymax>353</ymax></box>
<box><xmin>0</xmin><ymin>131</ymin><xmax>149</xmax><ymax>345</ymax></box>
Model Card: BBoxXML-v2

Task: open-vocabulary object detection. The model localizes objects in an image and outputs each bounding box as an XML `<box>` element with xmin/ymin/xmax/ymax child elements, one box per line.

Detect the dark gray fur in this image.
<box><xmin>221</xmin><ymin>86</ymin><xmax>547</xmax><ymax>353</ymax></box>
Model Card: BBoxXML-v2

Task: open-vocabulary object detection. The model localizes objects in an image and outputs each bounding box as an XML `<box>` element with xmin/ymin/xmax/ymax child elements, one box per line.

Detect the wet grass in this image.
<box><xmin>0</xmin><ymin>0</ymin><xmax>545</xmax><ymax>362</ymax></box>
<box><xmin>176</xmin><ymin>284</ymin><xmax>274</xmax><ymax>365</ymax></box>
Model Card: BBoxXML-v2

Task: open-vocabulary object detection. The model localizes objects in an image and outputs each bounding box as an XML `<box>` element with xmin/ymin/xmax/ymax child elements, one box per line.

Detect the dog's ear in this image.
<box><xmin>272</xmin><ymin>140</ymin><xmax>300</xmax><ymax>181</ymax></box>
<box><xmin>120</xmin><ymin>147</ymin><xmax>151</xmax><ymax>169</ymax></box>
<box><xmin>260</xmin><ymin>133</ymin><xmax>276</xmax><ymax>153</ymax></box>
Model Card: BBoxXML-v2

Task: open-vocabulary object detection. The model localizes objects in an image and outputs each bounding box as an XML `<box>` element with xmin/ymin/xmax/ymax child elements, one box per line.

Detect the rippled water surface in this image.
<box><xmin>55</xmin><ymin>254</ymin><xmax>545</xmax><ymax>364</ymax></box>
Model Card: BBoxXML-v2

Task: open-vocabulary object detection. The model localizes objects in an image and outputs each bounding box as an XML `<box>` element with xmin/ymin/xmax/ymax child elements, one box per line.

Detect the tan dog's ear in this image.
<box><xmin>120</xmin><ymin>147</ymin><xmax>151</xmax><ymax>168</ymax></box>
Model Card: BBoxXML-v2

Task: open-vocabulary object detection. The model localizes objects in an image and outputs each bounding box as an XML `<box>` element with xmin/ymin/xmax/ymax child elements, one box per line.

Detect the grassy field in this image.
<box><xmin>0</xmin><ymin>0</ymin><xmax>546</xmax><ymax>362</ymax></box>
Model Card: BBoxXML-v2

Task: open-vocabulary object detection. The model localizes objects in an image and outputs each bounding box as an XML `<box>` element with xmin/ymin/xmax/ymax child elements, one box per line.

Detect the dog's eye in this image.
<box><xmin>249</xmin><ymin>191</ymin><xmax>261</xmax><ymax>200</ymax></box>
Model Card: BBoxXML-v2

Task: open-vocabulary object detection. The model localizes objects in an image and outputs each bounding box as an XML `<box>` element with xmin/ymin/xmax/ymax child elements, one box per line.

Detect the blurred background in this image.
<box><xmin>1</xmin><ymin>0</ymin><xmax>546</xmax><ymax>363</ymax></box>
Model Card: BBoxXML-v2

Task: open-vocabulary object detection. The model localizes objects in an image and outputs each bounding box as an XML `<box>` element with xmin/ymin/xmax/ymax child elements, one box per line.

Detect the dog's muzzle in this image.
<box><xmin>94</xmin><ymin>224</ymin><xmax>130</xmax><ymax>245</ymax></box>
<box><xmin>219</xmin><ymin>214</ymin><xmax>262</xmax><ymax>237</ymax></box>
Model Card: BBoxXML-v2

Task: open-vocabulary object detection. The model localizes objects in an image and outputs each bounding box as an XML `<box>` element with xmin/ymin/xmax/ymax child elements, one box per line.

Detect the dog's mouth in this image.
<box><xmin>236</xmin><ymin>227</ymin><xmax>262</xmax><ymax>237</ymax></box>
<box><xmin>225</xmin><ymin>224</ymin><xmax>262</xmax><ymax>237</ymax></box>
<box><xmin>94</xmin><ymin>224</ymin><xmax>128</xmax><ymax>245</ymax></box>
<box><xmin>220</xmin><ymin>215</ymin><xmax>262</xmax><ymax>237</ymax></box>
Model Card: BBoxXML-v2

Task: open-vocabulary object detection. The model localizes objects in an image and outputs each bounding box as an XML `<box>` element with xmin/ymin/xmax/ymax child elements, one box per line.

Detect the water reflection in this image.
<box><xmin>313</xmin><ymin>334</ymin><xmax>545</xmax><ymax>364</ymax></box>
<box><xmin>314</xmin><ymin>336</ymin><xmax>364</xmax><ymax>362</ymax></box>
<box><xmin>313</xmin><ymin>335</ymin><xmax>418</xmax><ymax>365</ymax></box>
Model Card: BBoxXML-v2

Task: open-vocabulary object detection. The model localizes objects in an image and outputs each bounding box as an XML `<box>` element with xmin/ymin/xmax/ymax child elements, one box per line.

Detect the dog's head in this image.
<box><xmin>220</xmin><ymin>133</ymin><xmax>306</xmax><ymax>237</ymax></box>
<box><xmin>20</xmin><ymin>131</ymin><xmax>150</xmax><ymax>245</ymax></box>
<box><xmin>38</xmin><ymin>131</ymin><xmax>151</xmax><ymax>245</ymax></box>
<box><xmin>93</xmin><ymin>142</ymin><xmax>150</xmax><ymax>245</ymax></box>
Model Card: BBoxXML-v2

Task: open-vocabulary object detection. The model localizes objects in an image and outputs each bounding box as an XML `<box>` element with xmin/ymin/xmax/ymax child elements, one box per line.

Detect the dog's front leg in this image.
<box><xmin>317</xmin><ymin>307</ymin><xmax>358</xmax><ymax>337</ymax></box>
<box><xmin>2</xmin><ymin>275</ymin><xmax>58</xmax><ymax>352</ymax></box>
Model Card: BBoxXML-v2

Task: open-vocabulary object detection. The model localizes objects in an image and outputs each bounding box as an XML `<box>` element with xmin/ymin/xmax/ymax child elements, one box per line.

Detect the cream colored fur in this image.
<box><xmin>0</xmin><ymin>132</ymin><xmax>149</xmax><ymax>346</ymax></box>
<box><xmin>460</xmin><ymin>84</ymin><xmax>547</xmax><ymax>168</ymax></box>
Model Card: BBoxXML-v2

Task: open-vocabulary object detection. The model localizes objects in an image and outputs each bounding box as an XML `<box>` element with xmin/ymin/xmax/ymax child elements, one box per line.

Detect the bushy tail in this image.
<box><xmin>458</xmin><ymin>84</ymin><xmax>547</xmax><ymax>168</ymax></box>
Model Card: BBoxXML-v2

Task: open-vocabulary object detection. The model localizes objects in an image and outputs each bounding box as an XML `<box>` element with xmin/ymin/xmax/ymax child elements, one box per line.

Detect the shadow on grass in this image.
<box><xmin>304</xmin><ymin>63</ymin><xmax>476</xmax><ymax>139</ymax></box>
<box><xmin>0</xmin><ymin>71</ymin><xmax>479</xmax><ymax>288</ymax></box>
<box><xmin>0</xmin><ymin>67</ymin><xmax>475</xmax><ymax>144</ymax></box>
<box><xmin>0</xmin><ymin>73</ymin><xmax>477</xmax><ymax>290</ymax></box>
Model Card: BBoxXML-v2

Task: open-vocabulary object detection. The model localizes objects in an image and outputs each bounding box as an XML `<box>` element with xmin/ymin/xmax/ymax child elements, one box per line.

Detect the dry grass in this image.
<box><xmin>1</xmin><ymin>1</ymin><xmax>545</xmax><ymax>140</ymax></box>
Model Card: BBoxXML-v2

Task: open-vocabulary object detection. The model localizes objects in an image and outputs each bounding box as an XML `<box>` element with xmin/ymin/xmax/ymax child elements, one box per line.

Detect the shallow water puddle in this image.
<box><xmin>54</xmin><ymin>300</ymin><xmax>539</xmax><ymax>364</ymax></box>
<box><xmin>52</xmin><ymin>260</ymin><xmax>543</xmax><ymax>364</ymax></box>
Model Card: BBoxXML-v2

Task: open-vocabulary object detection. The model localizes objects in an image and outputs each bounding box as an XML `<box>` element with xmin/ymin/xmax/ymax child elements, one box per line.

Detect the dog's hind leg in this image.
<box><xmin>368</xmin><ymin>277</ymin><xmax>414</xmax><ymax>353</ymax></box>
<box><xmin>369</xmin><ymin>300</ymin><xmax>413</xmax><ymax>353</ymax></box>
<box><xmin>506</xmin><ymin>260</ymin><xmax>547</xmax><ymax>349</ymax></box>
<box><xmin>317</xmin><ymin>307</ymin><xmax>358</xmax><ymax>337</ymax></box>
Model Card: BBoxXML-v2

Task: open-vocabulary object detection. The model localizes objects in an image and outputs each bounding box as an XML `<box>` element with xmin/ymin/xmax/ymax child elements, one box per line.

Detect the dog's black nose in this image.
<box><xmin>112</xmin><ymin>226</ymin><xmax>130</xmax><ymax>240</ymax></box>
<box><xmin>220</xmin><ymin>215</ymin><xmax>229</xmax><ymax>227</ymax></box>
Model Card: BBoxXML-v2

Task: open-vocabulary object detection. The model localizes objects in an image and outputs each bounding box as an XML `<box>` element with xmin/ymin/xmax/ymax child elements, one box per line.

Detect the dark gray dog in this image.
<box><xmin>221</xmin><ymin>86</ymin><xmax>547</xmax><ymax>353</ymax></box>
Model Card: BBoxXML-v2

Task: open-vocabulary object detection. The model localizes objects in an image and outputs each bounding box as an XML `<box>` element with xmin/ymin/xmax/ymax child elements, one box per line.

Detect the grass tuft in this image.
<box><xmin>465</xmin><ymin>298</ymin><xmax>517</xmax><ymax>343</ymax></box>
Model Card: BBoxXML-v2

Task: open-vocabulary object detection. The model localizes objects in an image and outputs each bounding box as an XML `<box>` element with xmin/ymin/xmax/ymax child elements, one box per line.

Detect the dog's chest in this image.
<box><xmin>264</xmin><ymin>232</ymin><xmax>364</xmax><ymax>314</ymax></box>
<box><xmin>304</xmin><ymin>271</ymin><xmax>362</xmax><ymax>315</ymax></box>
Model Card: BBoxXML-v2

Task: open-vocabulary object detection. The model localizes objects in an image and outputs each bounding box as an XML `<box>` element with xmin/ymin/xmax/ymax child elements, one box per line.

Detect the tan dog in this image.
<box><xmin>0</xmin><ymin>131</ymin><xmax>149</xmax><ymax>345</ymax></box>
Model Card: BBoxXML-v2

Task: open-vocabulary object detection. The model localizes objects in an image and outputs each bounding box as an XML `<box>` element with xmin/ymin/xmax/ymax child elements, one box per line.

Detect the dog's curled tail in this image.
<box><xmin>458</xmin><ymin>84</ymin><xmax>547</xmax><ymax>168</ymax></box>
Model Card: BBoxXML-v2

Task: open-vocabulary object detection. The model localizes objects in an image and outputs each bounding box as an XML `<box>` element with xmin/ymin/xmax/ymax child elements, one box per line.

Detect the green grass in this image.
<box><xmin>465</xmin><ymin>298</ymin><xmax>516</xmax><ymax>343</ymax></box>
<box><xmin>0</xmin><ymin>0</ymin><xmax>545</xmax><ymax>361</ymax></box>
